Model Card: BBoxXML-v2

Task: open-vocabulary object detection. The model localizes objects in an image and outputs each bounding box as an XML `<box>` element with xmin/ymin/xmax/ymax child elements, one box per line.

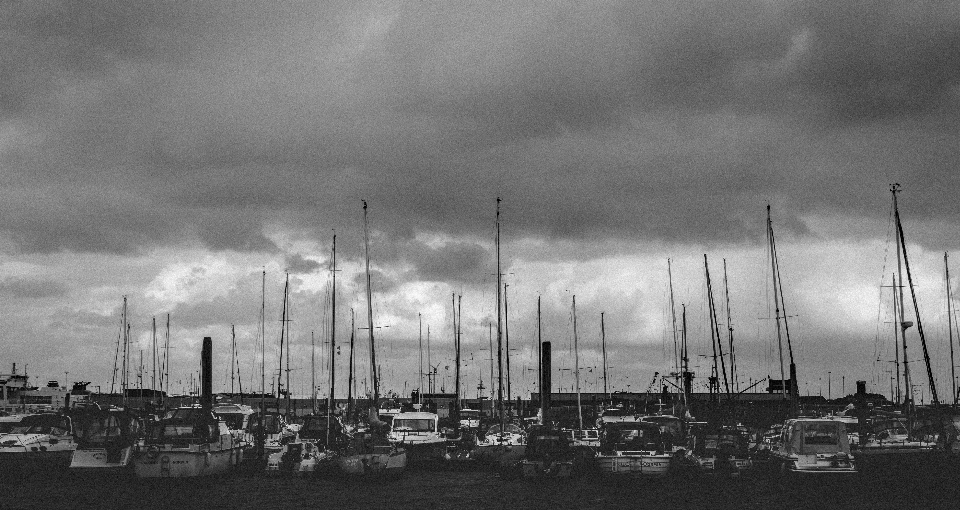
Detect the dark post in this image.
<box><xmin>201</xmin><ymin>336</ymin><xmax>213</xmax><ymax>409</ymax></box>
<box><xmin>855</xmin><ymin>380</ymin><xmax>867</xmax><ymax>447</ymax></box>
<box><xmin>541</xmin><ymin>341</ymin><xmax>552</xmax><ymax>420</ymax></box>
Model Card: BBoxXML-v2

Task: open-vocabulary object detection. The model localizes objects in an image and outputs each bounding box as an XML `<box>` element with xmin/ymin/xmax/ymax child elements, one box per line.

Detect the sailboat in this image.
<box><xmin>336</xmin><ymin>201</ymin><xmax>407</xmax><ymax>476</ymax></box>
<box><xmin>133</xmin><ymin>337</ymin><xmax>244</xmax><ymax>478</ymax></box>
<box><xmin>474</xmin><ymin>198</ymin><xmax>526</xmax><ymax>467</ymax></box>
<box><xmin>763</xmin><ymin>206</ymin><xmax>856</xmax><ymax>480</ymax></box>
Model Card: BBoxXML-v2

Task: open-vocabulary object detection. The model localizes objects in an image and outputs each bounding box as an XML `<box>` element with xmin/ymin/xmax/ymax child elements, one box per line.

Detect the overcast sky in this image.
<box><xmin>2</xmin><ymin>1</ymin><xmax>960</xmax><ymax>403</ymax></box>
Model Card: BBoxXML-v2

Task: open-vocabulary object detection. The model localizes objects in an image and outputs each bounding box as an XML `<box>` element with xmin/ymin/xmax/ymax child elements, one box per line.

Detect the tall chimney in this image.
<box><xmin>201</xmin><ymin>337</ymin><xmax>213</xmax><ymax>408</ymax></box>
<box><xmin>540</xmin><ymin>341</ymin><xmax>551</xmax><ymax>419</ymax></box>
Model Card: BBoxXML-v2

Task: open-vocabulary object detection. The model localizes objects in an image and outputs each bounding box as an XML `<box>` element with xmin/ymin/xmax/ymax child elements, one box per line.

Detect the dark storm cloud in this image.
<box><xmin>0</xmin><ymin>276</ymin><xmax>67</xmax><ymax>299</ymax></box>
<box><xmin>405</xmin><ymin>241</ymin><xmax>489</xmax><ymax>283</ymax></box>
<box><xmin>284</xmin><ymin>253</ymin><xmax>321</xmax><ymax>275</ymax></box>
<box><xmin>2</xmin><ymin>1</ymin><xmax>959</xmax><ymax>256</ymax></box>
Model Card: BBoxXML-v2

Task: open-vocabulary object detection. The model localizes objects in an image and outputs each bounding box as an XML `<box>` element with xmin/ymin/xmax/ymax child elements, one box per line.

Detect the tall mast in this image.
<box><xmin>667</xmin><ymin>259</ymin><xmax>679</xmax><ymax>377</ymax></box>
<box><xmin>767</xmin><ymin>205</ymin><xmax>797</xmax><ymax>408</ymax></box>
<box><xmin>259</xmin><ymin>270</ymin><xmax>265</xmax><ymax>413</ymax></box>
<box><xmin>121</xmin><ymin>296</ymin><xmax>128</xmax><ymax>405</ymax></box>
<box><xmin>427</xmin><ymin>326</ymin><xmax>432</xmax><ymax>393</ymax></box>
<box><xmin>457</xmin><ymin>295</ymin><xmax>462</xmax><ymax>409</ymax></box>
<box><xmin>892</xmin><ymin>273</ymin><xmax>901</xmax><ymax>404</ymax></box>
<box><xmin>329</xmin><ymin>233</ymin><xmax>338</xmax><ymax>419</ymax></box>
<box><xmin>681</xmin><ymin>304</ymin><xmax>691</xmax><ymax>405</ymax></box>
<box><xmin>505</xmin><ymin>282</ymin><xmax>512</xmax><ymax>405</ymax></box>
<box><xmin>418</xmin><ymin>313</ymin><xmax>424</xmax><ymax>399</ymax></box>
<box><xmin>495</xmin><ymin>197</ymin><xmax>504</xmax><ymax>428</ymax></box>
<box><xmin>285</xmin><ymin>273</ymin><xmax>292</xmax><ymax>415</ymax></box>
<box><xmin>601</xmin><ymin>312</ymin><xmax>609</xmax><ymax>400</ymax></box>
<box><xmin>278</xmin><ymin>272</ymin><xmax>289</xmax><ymax>403</ymax></box>
<box><xmin>152</xmin><ymin>317</ymin><xmax>157</xmax><ymax>394</ymax></box>
<box><xmin>362</xmin><ymin>200</ymin><xmax>379</xmax><ymax>410</ymax></box>
<box><xmin>231</xmin><ymin>324</ymin><xmax>236</xmax><ymax>396</ymax></box>
<box><xmin>347</xmin><ymin>309</ymin><xmax>356</xmax><ymax>418</ymax></box>
<box><xmin>704</xmin><ymin>254</ymin><xmax>730</xmax><ymax>397</ymax></box>
<box><xmin>892</xmin><ymin>184</ymin><xmax>939</xmax><ymax>406</ymax></box>
<box><xmin>164</xmin><ymin>313</ymin><xmax>170</xmax><ymax>404</ymax></box>
<box><xmin>488</xmin><ymin>323</ymin><xmax>495</xmax><ymax>416</ymax></box>
<box><xmin>723</xmin><ymin>259</ymin><xmax>737</xmax><ymax>392</ymax></box>
<box><xmin>453</xmin><ymin>293</ymin><xmax>461</xmax><ymax>412</ymax></box>
<box><xmin>947</xmin><ymin>252</ymin><xmax>957</xmax><ymax>407</ymax></box>
<box><xmin>537</xmin><ymin>296</ymin><xmax>543</xmax><ymax>408</ymax></box>
<box><xmin>573</xmin><ymin>295</ymin><xmax>583</xmax><ymax>431</ymax></box>
<box><xmin>312</xmin><ymin>331</ymin><xmax>316</xmax><ymax>413</ymax></box>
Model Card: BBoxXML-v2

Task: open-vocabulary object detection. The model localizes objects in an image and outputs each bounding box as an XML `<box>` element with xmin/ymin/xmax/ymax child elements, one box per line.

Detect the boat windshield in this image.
<box><xmin>9</xmin><ymin>414</ymin><xmax>70</xmax><ymax>436</ymax></box>
<box><xmin>74</xmin><ymin>413</ymin><xmax>123</xmax><ymax>444</ymax></box>
<box><xmin>486</xmin><ymin>424</ymin><xmax>523</xmax><ymax>436</ymax></box>
<box><xmin>603</xmin><ymin>423</ymin><xmax>663</xmax><ymax>451</ymax></box>
<box><xmin>460</xmin><ymin>410</ymin><xmax>480</xmax><ymax>418</ymax></box>
<box><xmin>801</xmin><ymin>422</ymin><xmax>841</xmax><ymax>445</ymax></box>
<box><xmin>245</xmin><ymin>414</ymin><xmax>284</xmax><ymax>435</ymax></box>
<box><xmin>215</xmin><ymin>413</ymin><xmax>248</xmax><ymax>431</ymax></box>
<box><xmin>392</xmin><ymin>419</ymin><xmax>435</xmax><ymax>433</ymax></box>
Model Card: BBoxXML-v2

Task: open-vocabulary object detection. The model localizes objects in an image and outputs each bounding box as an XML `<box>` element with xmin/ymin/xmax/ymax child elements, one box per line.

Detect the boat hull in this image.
<box><xmin>595</xmin><ymin>453</ymin><xmax>672</xmax><ymax>477</ymax></box>
<box><xmin>69</xmin><ymin>447</ymin><xmax>134</xmax><ymax>474</ymax></box>
<box><xmin>337</xmin><ymin>448</ymin><xmax>407</xmax><ymax>477</ymax></box>
<box><xmin>133</xmin><ymin>446</ymin><xmax>244</xmax><ymax>478</ymax></box>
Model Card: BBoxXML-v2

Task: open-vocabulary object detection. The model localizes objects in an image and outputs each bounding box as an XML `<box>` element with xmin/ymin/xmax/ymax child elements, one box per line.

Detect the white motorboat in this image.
<box><xmin>133</xmin><ymin>405</ymin><xmax>244</xmax><ymax>478</ymax></box>
<box><xmin>69</xmin><ymin>404</ymin><xmax>140</xmax><ymax>474</ymax></box>
<box><xmin>266</xmin><ymin>414</ymin><xmax>341</xmax><ymax>476</ymax></box>
<box><xmin>388</xmin><ymin>412</ymin><xmax>447</xmax><ymax>467</ymax></box>
<box><xmin>0</xmin><ymin>413</ymin><xmax>77</xmax><ymax>478</ymax></box>
<box><xmin>766</xmin><ymin>418</ymin><xmax>856</xmax><ymax>479</ymax></box>
<box><xmin>473</xmin><ymin>423</ymin><xmax>526</xmax><ymax>466</ymax></box>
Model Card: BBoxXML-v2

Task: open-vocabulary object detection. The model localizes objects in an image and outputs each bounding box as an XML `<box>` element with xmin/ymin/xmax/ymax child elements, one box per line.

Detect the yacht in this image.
<box><xmin>473</xmin><ymin>422</ymin><xmax>526</xmax><ymax>466</ymax></box>
<box><xmin>69</xmin><ymin>404</ymin><xmax>140</xmax><ymax>474</ymax></box>
<box><xmin>0</xmin><ymin>413</ymin><xmax>77</xmax><ymax>478</ymax></box>
<box><xmin>388</xmin><ymin>411</ymin><xmax>446</xmax><ymax>467</ymax></box>
<box><xmin>595</xmin><ymin>420</ymin><xmax>673</xmax><ymax>477</ymax></box>
<box><xmin>766</xmin><ymin>418</ymin><xmax>856</xmax><ymax>479</ymax></box>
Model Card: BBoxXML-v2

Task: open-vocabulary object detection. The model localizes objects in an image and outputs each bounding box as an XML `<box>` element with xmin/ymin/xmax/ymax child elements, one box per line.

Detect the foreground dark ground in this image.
<box><xmin>0</xmin><ymin>468</ymin><xmax>956</xmax><ymax>510</ymax></box>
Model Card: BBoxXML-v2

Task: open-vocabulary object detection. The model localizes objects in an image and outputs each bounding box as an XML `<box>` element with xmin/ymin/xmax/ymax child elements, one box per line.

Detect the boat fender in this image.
<box><xmin>147</xmin><ymin>445</ymin><xmax>160</xmax><ymax>460</ymax></box>
<box><xmin>205</xmin><ymin>452</ymin><xmax>211</xmax><ymax>466</ymax></box>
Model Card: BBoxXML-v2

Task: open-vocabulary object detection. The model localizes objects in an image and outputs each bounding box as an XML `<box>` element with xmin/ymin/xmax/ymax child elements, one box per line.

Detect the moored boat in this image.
<box><xmin>765</xmin><ymin>418</ymin><xmax>856</xmax><ymax>480</ymax></box>
<box><xmin>388</xmin><ymin>411</ymin><xmax>446</xmax><ymax>468</ymax></box>
<box><xmin>68</xmin><ymin>404</ymin><xmax>140</xmax><ymax>475</ymax></box>
<box><xmin>0</xmin><ymin>413</ymin><xmax>76</xmax><ymax>479</ymax></box>
<box><xmin>595</xmin><ymin>421</ymin><xmax>672</xmax><ymax>477</ymax></box>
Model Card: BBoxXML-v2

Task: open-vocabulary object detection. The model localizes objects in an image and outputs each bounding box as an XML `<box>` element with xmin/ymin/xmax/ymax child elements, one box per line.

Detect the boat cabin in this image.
<box><xmin>600</xmin><ymin>421</ymin><xmax>666</xmax><ymax>454</ymax></box>
<box><xmin>778</xmin><ymin>419</ymin><xmax>851</xmax><ymax>457</ymax></box>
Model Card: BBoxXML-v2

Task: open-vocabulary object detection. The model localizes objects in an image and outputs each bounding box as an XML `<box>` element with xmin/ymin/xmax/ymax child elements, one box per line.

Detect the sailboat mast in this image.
<box><xmin>362</xmin><ymin>200</ymin><xmax>379</xmax><ymax>406</ymax></box>
<box><xmin>767</xmin><ymin>206</ymin><xmax>791</xmax><ymax>402</ymax></box>
<box><xmin>892</xmin><ymin>273</ymin><xmax>901</xmax><ymax>404</ymax></box>
<box><xmin>312</xmin><ymin>331</ymin><xmax>316</xmax><ymax>413</ymax></box>
<box><xmin>457</xmin><ymin>295</ymin><xmax>462</xmax><ymax>410</ymax></box>
<box><xmin>892</xmin><ymin>184</ymin><xmax>939</xmax><ymax>406</ymax></box>
<box><xmin>682</xmin><ymin>304</ymin><xmax>690</xmax><ymax>405</ymax></box>
<box><xmin>573</xmin><ymin>295</ymin><xmax>583</xmax><ymax>431</ymax></box>
<box><xmin>453</xmin><ymin>293</ymin><xmax>460</xmax><ymax>411</ymax></box>
<box><xmin>723</xmin><ymin>259</ymin><xmax>737</xmax><ymax>393</ymax></box>
<box><xmin>601</xmin><ymin>311</ymin><xmax>609</xmax><ymax>400</ymax></box>
<box><xmin>259</xmin><ymin>269</ymin><xmax>265</xmax><ymax>412</ymax></box>
<box><xmin>505</xmin><ymin>283</ymin><xmax>511</xmax><ymax>406</ymax></box>
<box><xmin>231</xmin><ymin>324</ymin><xmax>236</xmax><ymax>396</ymax></box>
<box><xmin>164</xmin><ymin>313</ymin><xmax>170</xmax><ymax>405</ymax></box>
<box><xmin>704</xmin><ymin>255</ymin><xmax>730</xmax><ymax>397</ymax></box>
<box><xmin>121</xmin><ymin>296</ymin><xmax>128</xmax><ymax>405</ymax></box>
<box><xmin>278</xmin><ymin>272</ymin><xmax>289</xmax><ymax>403</ymax></box>
<box><xmin>947</xmin><ymin>253</ymin><xmax>957</xmax><ymax>406</ymax></box>
<box><xmin>418</xmin><ymin>313</ymin><xmax>424</xmax><ymax>399</ymax></box>
<box><xmin>488</xmin><ymin>323</ymin><xmax>494</xmax><ymax>415</ymax></box>
<box><xmin>668</xmin><ymin>259</ymin><xmax>679</xmax><ymax>377</ymax></box>
<box><xmin>495</xmin><ymin>197</ymin><xmax>504</xmax><ymax>428</ymax></box>
<box><xmin>347</xmin><ymin>308</ymin><xmax>356</xmax><ymax>417</ymax></box>
<box><xmin>329</xmin><ymin>233</ymin><xmax>337</xmax><ymax>417</ymax></box>
<box><xmin>152</xmin><ymin>317</ymin><xmax>157</xmax><ymax>394</ymax></box>
<box><xmin>537</xmin><ymin>296</ymin><xmax>542</xmax><ymax>407</ymax></box>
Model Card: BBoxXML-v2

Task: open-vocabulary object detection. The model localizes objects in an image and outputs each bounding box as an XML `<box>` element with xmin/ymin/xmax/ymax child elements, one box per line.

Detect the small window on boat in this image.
<box><xmin>802</xmin><ymin>423</ymin><xmax>840</xmax><ymax>445</ymax></box>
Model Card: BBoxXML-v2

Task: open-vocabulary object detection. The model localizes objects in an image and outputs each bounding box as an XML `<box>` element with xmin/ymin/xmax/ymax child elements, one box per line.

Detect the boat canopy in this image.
<box><xmin>392</xmin><ymin>418</ymin><xmax>436</xmax><ymax>433</ymax></box>
<box><xmin>783</xmin><ymin>420</ymin><xmax>850</xmax><ymax>455</ymax></box>
<box><xmin>601</xmin><ymin>421</ymin><xmax>665</xmax><ymax>452</ymax></box>
<box><xmin>149</xmin><ymin>407</ymin><xmax>220</xmax><ymax>444</ymax></box>
<box><xmin>71</xmin><ymin>408</ymin><xmax>138</xmax><ymax>447</ymax></box>
<box><xmin>485</xmin><ymin>423</ymin><xmax>523</xmax><ymax>436</ymax></box>
<box><xmin>6</xmin><ymin>413</ymin><xmax>72</xmax><ymax>436</ymax></box>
